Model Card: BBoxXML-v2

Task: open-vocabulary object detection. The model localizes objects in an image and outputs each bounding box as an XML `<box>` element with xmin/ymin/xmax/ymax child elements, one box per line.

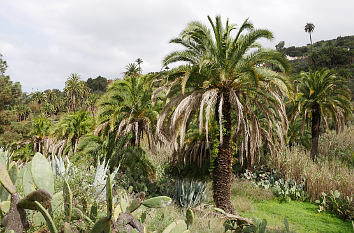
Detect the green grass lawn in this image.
<box><xmin>241</xmin><ymin>200</ymin><xmax>352</xmax><ymax>233</ymax></box>
<box><xmin>231</xmin><ymin>179</ymin><xmax>352</xmax><ymax>233</ymax></box>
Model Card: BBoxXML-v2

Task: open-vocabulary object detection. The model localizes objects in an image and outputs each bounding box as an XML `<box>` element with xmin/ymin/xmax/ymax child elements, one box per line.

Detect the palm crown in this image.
<box><xmin>294</xmin><ymin>69</ymin><xmax>351</xmax><ymax>158</ymax></box>
<box><xmin>96</xmin><ymin>75</ymin><xmax>157</xmax><ymax>147</ymax></box>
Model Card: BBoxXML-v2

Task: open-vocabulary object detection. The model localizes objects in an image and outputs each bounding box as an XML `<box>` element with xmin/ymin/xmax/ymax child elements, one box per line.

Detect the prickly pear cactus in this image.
<box><xmin>18</xmin><ymin>189</ymin><xmax>52</xmax><ymax>210</ymax></box>
<box><xmin>63</xmin><ymin>179</ymin><xmax>72</xmax><ymax>222</ymax></box>
<box><xmin>162</xmin><ymin>220</ymin><xmax>189</xmax><ymax>233</ymax></box>
<box><xmin>90</xmin><ymin>216</ymin><xmax>111</xmax><ymax>233</ymax></box>
<box><xmin>22</xmin><ymin>162</ymin><xmax>36</xmax><ymax>196</ymax></box>
<box><xmin>31</xmin><ymin>153</ymin><xmax>55</xmax><ymax>195</ymax></box>
<box><xmin>127</xmin><ymin>198</ymin><xmax>142</xmax><ymax>213</ymax></box>
<box><xmin>4</xmin><ymin>193</ymin><xmax>29</xmax><ymax>233</ymax></box>
<box><xmin>142</xmin><ymin>196</ymin><xmax>172</xmax><ymax>208</ymax></box>
<box><xmin>0</xmin><ymin>160</ymin><xmax>16</xmax><ymax>194</ymax></box>
<box><xmin>8</xmin><ymin>164</ymin><xmax>18</xmax><ymax>186</ymax></box>
<box><xmin>90</xmin><ymin>201</ymin><xmax>98</xmax><ymax>222</ymax></box>
<box><xmin>34</xmin><ymin>201</ymin><xmax>58</xmax><ymax>233</ymax></box>
<box><xmin>185</xmin><ymin>208</ymin><xmax>194</xmax><ymax>229</ymax></box>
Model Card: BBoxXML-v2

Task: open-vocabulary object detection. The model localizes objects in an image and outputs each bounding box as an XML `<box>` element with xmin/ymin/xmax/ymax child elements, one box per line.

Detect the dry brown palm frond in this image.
<box><xmin>156</xmin><ymin>93</ymin><xmax>189</xmax><ymax>145</ymax></box>
<box><xmin>94</xmin><ymin>122</ymin><xmax>109</xmax><ymax>136</ymax></box>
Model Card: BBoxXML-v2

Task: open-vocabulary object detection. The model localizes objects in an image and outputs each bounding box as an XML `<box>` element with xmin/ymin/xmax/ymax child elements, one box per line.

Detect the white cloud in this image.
<box><xmin>0</xmin><ymin>0</ymin><xmax>353</xmax><ymax>92</ymax></box>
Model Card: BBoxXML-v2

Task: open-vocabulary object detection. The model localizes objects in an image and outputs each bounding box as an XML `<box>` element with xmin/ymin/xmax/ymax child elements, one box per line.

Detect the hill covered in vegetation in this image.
<box><xmin>277</xmin><ymin>35</ymin><xmax>354</xmax><ymax>97</ymax></box>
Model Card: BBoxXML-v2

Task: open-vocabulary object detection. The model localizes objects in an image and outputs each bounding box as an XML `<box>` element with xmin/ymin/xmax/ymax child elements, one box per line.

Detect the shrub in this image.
<box><xmin>273</xmin><ymin>178</ymin><xmax>308</xmax><ymax>202</ymax></box>
<box><xmin>319</xmin><ymin>125</ymin><xmax>354</xmax><ymax>167</ymax></box>
<box><xmin>269</xmin><ymin>146</ymin><xmax>354</xmax><ymax>201</ymax></box>
<box><xmin>241</xmin><ymin>168</ymin><xmax>307</xmax><ymax>202</ymax></box>
<box><xmin>316</xmin><ymin>190</ymin><xmax>354</xmax><ymax>220</ymax></box>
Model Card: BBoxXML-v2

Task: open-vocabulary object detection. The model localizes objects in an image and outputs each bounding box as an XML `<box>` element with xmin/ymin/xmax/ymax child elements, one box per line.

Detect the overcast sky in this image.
<box><xmin>0</xmin><ymin>0</ymin><xmax>353</xmax><ymax>92</ymax></box>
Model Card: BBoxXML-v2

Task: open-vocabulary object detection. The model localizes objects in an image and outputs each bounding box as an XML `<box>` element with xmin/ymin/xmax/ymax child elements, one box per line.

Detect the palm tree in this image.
<box><xmin>31</xmin><ymin>91</ymin><xmax>45</xmax><ymax>105</ymax></box>
<box><xmin>135</xmin><ymin>58</ymin><xmax>143</xmax><ymax>73</ymax></box>
<box><xmin>158</xmin><ymin>16</ymin><xmax>290</xmax><ymax>214</ymax></box>
<box><xmin>53</xmin><ymin>111</ymin><xmax>94</xmax><ymax>153</ymax></box>
<box><xmin>32</xmin><ymin>115</ymin><xmax>53</xmax><ymax>153</ymax></box>
<box><xmin>304</xmin><ymin>23</ymin><xmax>315</xmax><ymax>46</ymax></box>
<box><xmin>64</xmin><ymin>74</ymin><xmax>89</xmax><ymax>112</ymax></box>
<box><xmin>123</xmin><ymin>63</ymin><xmax>141</xmax><ymax>77</ymax></box>
<box><xmin>13</xmin><ymin>104</ymin><xmax>31</xmax><ymax>121</ymax></box>
<box><xmin>294</xmin><ymin>69</ymin><xmax>351</xmax><ymax>159</ymax></box>
<box><xmin>96</xmin><ymin>75</ymin><xmax>157</xmax><ymax>148</ymax></box>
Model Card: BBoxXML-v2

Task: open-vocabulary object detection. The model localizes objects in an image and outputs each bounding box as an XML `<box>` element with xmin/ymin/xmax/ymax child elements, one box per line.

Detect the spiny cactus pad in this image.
<box><xmin>0</xmin><ymin>161</ymin><xmax>16</xmax><ymax>194</ymax></box>
<box><xmin>185</xmin><ymin>208</ymin><xmax>194</xmax><ymax>229</ymax></box>
<box><xmin>34</xmin><ymin>201</ymin><xmax>58</xmax><ymax>233</ymax></box>
<box><xmin>90</xmin><ymin>216</ymin><xmax>111</xmax><ymax>233</ymax></box>
<box><xmin>22</xmin><ymin>162</ymin><xmax>36</xmax><ymax>196</ymax></box>
<box><xmin>162</xmin><ymin>220</ymin><xmax>188</xmax><ymax>233</ymax></box>
<box><xmin>31</xmin><ymin>153</ymin><xmax>55</xmax><ymax>195</ymax></box>
<box><xmin>142</xmin><ymin>196</ymin><xmax>172</xmax><ymax>208</ymax></box>
<box><xmin>18</xmin><ymin>189</ymin><xmax>52</xmax><ymax>210</ymax></box>
<box><xmin>63</xmin><ymin>179</ymin><xmax>72</xmax><ymax>222</ymax></box>
<box><xmin>127</xmin><ymin>199</ymin><xmax>142</xmax><ymax>213</ymax></box>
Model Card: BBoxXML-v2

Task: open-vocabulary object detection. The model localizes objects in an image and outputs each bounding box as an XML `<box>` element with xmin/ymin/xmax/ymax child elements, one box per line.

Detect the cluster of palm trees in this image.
<box><xmin>21</xmin><ymin>16</ymin><xmax>352</xmax><ymax>215</ymax></box>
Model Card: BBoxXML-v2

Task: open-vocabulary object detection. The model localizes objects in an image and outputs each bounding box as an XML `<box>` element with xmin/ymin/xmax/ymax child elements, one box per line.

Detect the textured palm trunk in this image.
<box><xmin>213</xmin><ymin>90</ymin><xmax>236</xmax><ymax>214</ymax></box>
<box><xmin>310</xmin><ymin>103</ymin><xmax>321</xmax><ymax>160</ymax></box>
<box><xmin>72</xmin><ymin>94</ymin><xmax>76</xmax><ymax>112</ymax></box>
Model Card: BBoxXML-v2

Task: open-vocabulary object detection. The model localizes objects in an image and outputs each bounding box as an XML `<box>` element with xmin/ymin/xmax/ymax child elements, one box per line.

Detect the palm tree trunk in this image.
<box><xmin>310</xmin><ymin>33</ymin><xmax>313</xmax><ymax>46</ymax></box>
<box><xmin>72</xmin><ymin>94</ymin><xmax>76</xmax><ymax>112</ymax></box>
<box><xmin>213</xmin><ymin>90</ymin><xmax>236</xmax><ymax>214</ymax></box>
<box><xmin>310</xmin><ymin>103</ymin><xmax>321</xmax><ymax>160</ymax></box>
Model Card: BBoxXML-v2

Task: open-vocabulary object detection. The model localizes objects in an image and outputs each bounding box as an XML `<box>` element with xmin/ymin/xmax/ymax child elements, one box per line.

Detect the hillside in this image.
<box><xmin>279</xmin><ymin>35</ymin><xmax>354</xmax><ymax>98</ymax></box>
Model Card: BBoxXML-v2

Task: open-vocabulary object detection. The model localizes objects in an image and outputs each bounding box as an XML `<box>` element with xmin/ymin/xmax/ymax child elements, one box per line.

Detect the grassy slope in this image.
<box><xmin>143</xmin><ymin>179</ymin><xmax>352</xmax><ymax>232</ymax></box>
<box><xmin>241</xmin><ymin>201</ymin><xmax>352</xmax><ymax>233</ymax></box>
<box><xmin>231</xmin><ymin>180</ymin><xmax>352</xmax><ymax>233</ymax></box>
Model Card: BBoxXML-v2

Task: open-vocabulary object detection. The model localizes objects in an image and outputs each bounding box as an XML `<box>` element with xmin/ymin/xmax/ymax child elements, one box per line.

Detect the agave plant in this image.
<box><xmin>91</xmin><ymin>158</ymin><xmax>120</xmax><ymax>201</ymax></box>
<box><xmin>173</xmin><ymin>180</ymin><xmax>207</xmax><ymax>208</ymax></box>
<box><xmin>50</xmin><ymin>154</ymin><xmax>73</xmax><ymax>178</ymax></box>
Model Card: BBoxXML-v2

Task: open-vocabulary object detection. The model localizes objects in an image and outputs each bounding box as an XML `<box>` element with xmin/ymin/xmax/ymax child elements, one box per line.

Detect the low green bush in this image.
<box><xmin>316</xmin><ymin>190</ymin><xmax>353</xmax><ymax>220</ymax></box>
<box><xmin>241</xmin><ymin>168</ymin><xmax>308</xmax><ymax>202</ymax></box>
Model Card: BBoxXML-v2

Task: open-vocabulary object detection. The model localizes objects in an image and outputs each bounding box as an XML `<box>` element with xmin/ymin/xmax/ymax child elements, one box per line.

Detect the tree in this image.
<box><xmin>0</xmin><ymin>54</ymin><xmax>22</xmax><ymax>111</ymax></box>
<box><xmin>64</xmin><ymin>73</ymin><xmax>89</xmax><ymax>112</ymax></box>
<box><xmin>96</xmin><ymin>75</ymin><xmax>157</xmax><ymax>148</ymax></box>
<box><xmin>86</xmin><ymin>76</ymin><xmax>108</xmax><ymax>94</ymax></box>
<box><xmin>158</xmin><ymin>16</ymin><xmax>290</xmax><ymax>213</ymax></box>
<box><xmin>294</xmin><ymin>69</ymin><xmax>351</xmax><ymax>159</ymax></box>
<box><xmin>32</xmin><ymin>115</ymin><xmax>53</xmax><ymax>153</ymax></box>
<box><xmin>123</xmin><ymin>63</ymin><xmax>141</xmax><ymax>77</ymax></box>
<box><xmin>53</xmin><ymin>111</ymin><xmax>94</xmax><ymax>153</ymax></box>
<box><xmin>304</xmin><ymin>23</ymin><xmax>315</xmax><ymax>46</ymax></box>
<box><xmin>275</xmin><ymin>41</ymin><xmax>285</xmax><ymax>51</ymax></box>
<box><xmin>135</xmin><ymin>58</ymin><xmax>143</xmax><ymax>73</ymax></box>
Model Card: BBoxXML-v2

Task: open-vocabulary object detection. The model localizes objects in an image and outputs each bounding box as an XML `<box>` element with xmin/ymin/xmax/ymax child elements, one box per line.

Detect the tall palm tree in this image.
<box><xmin>123</xmin><ymin>63</ymin><xmax>141</xmax><ymax>77</ymax></box>
<box><xmin>64</xmin><ymin>73</ymin><xmax>89</xmax><ymax>112</ymax></box>
<box><xmin>304</xmin><ymin>23</ymin><xmax>315</xmax><ymax>46</ymax></box>
<box><xmin>53</xmin><ymin>110</ymin><xmax>94</xmax><ymax>153</ymax></box>
<box><xmin>31</xmin><ymin>91</ymin><xmax>45</xmax><ymax>105</ymax></box>
<box><xmin>293</xmin><ymin>69</ymin><xmax>351</xmax><ymax>159</ymax></box>
<box><xmin>158</xmin><ymin>16</ymin><xmax>290</xmax><ymax>213</ymax></box>
<box><xmin>135</xmin><ymin>58</ymin><xmax>143</xmax><ymax>73</ymax></box>
<box><xmin>96</xmin><ymin>75</ymin><xmax>157</xmax><ymax>148</ymax></box>
<box><xmin>32</xmin><ymin>115</ymin><xmax>53</xmax><ymax>153</ymax></box>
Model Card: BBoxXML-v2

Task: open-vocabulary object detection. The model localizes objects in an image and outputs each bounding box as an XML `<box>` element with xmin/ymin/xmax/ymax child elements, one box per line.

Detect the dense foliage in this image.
<box><xmin>0</xmin><ymin>16</ymin><xmax>352</xmax><ymax>232</ymax></box>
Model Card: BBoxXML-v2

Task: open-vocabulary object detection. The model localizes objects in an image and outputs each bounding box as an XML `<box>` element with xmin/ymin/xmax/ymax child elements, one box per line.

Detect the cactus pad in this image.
<box><xmin>0</xmin><ymin>161</ymin><xmax>16</xmax><ymax>194</ymax></box>
<box><xmin>31</xmin><ymin>153</ymin><xmax>55</xmax><ymax>195</ymax></box>
<box><xmin>142</xmin><ymin>196</ymin><xmax>172</xmax><ymax>208</ymax></box>
<box><xmin>18</xmin><ymin>189</ymin><xmax>52</xmax><ymax>210</ymax></box>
